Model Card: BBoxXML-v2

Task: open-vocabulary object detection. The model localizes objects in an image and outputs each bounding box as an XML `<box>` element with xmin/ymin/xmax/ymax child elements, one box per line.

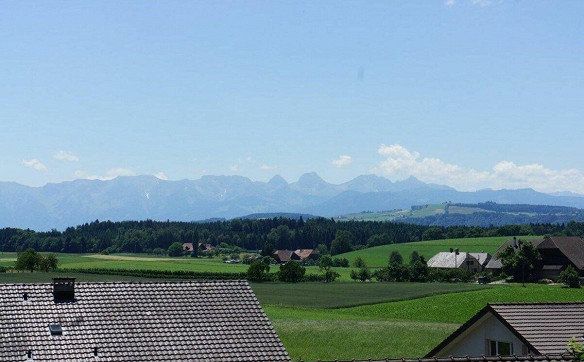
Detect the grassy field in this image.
<box><xmin>0</xmin><ymin>252</ymin><xmax>355</xmax><ymax>281</ymax></box>
<box><xmin>264</xmin><ymin>284</ymin><xmax>584</xmax><ymax>361</ymax></box>
<box><xmin>252</xmin><ymin>282</ymin><xmax>486</xmax><ymax>308</ymax></box>
<box><xmin>1</xmin><ymin>236</ymin><xmax>514</xmax><ymax>278</ymax></box>
<box><xmin>0</xmin><ymin>268</ymin><xmax>582</xmax><ymax>361</ymax></box>
<box><xmin>338</xmin><ymin>236</ymin><xmax>514</xmax><ymax>267</ymax></box>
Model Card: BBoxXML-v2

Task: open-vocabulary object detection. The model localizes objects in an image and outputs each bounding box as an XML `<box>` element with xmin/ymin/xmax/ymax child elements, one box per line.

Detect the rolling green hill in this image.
<box><xmin>337</xmin><ymin>236</ymin><xmax>512</xmax><ymax>267</ymax></box>
<box><xmin>336</xmin><ymin>202</ymin><xmax>584</xmax><ymax>227</ymax></box>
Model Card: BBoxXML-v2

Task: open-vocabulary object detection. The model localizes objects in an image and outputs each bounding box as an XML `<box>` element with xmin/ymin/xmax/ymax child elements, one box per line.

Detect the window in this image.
<box><xmin>488</xmin><ymin>340</ymin><xmax>513</xmax><ymax>356</ymax></box>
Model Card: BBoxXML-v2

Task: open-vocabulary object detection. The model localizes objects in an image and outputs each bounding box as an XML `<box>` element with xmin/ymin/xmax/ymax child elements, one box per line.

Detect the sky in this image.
<box><xmin>1</xmin><ymin>1</ymin><xmax>583</xmax><ymax>193</ymax></box>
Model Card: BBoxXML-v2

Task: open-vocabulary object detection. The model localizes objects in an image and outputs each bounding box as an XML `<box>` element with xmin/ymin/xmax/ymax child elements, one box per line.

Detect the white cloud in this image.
<box><xmin>53</xmin><ymin>150</ymin><xmax>79</xmax><ymax>162</ymax></box>
<box><xmin>23</xmin><ymin>159</ymin><xmax>48</xmax><ymax>172</ymax></box>
<box><xmin>74</xmin><ymin>168</ymin><xmax>136</xmax><ymax>181</ymax></box>
<box><xmin>229</xmin><ymin>164</ymin><xmax>240</xmax><ymax>172</ymax></box>
<box><xmin>154</xmin><ymin>172</ymin><xmax>169</xmax><ymax>180</ymax></box>
<box><xmin>374</xmin><ymin>144</ymin><xmax>584</xmax><ymax>194</ymax></box>
<box><xmin>332</xmin><ymin>155</ymin><xmax>353</xmax><ymax>168</ymax></box>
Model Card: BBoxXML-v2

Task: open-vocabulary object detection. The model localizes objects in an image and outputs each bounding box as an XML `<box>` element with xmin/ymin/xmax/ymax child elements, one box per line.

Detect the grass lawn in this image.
<box><xmin>264</xmin><ymin>284</ymin><xmax>584</xmax><ymax>361</ymax></box>
<box><xmin>252</xmin><ymin>282</ymin><xmax>486</xmax><ymax>308</ymax></box>
<box><xmin>338</xmin><ymin>236</ymin><xmax>514</xmax><ymax>267</ymax></box>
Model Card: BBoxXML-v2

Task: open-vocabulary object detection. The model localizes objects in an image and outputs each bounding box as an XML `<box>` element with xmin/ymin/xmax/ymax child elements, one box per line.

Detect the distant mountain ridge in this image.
<box><xmin>2</xmin><ymin>173</ymin><xmax>584</xmax><ymax>230</ymax></box>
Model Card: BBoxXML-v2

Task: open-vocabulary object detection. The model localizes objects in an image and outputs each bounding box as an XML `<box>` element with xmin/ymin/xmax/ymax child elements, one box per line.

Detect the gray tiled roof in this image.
<box><xmin>427</xmin><ymin>252</ymin><xmax>476</xmax><ymax>268</ymax></box>
<box><xmin>491</xmin><ymin>303</ymin><xmax>584</xmax><ymax>355</ymax></box>
<box><xmin>0</xmin><ymin>280</ymin><xmax>289</xmax><ymax>361</ymax></box>
<box><xmin>469</xmin><ymin>253</ymin><xmax>492</xmax><ymax>267</ymax></box>
<box><xmin>427</xmin><ymin>303</ymin><xmax>584</xmax><ymax>358</ymax></box>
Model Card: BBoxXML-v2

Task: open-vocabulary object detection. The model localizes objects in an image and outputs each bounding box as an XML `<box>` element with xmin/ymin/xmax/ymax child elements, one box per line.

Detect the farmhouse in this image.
<box><xmin>426</xmin><ymin>303</ymin><xmax>584</xmax><ymax>358</ymax></box>
<box><xmin>0</xmin><ymin>278</ymin><xmax>289</xmax><ymax>361</ymax></box>
<box><xmin>182</xmin><ymin>242</ymin><xmax>194</xmax><ymax>252</ymax></box>
<box><xmin>491</xmin><ymin>236</ymin><xmax>584</xmax><ymax>279</ymax></box>
<box><xmin>427</xmin><ymin>251</ymin><xmax>482</xmax><ymax>273</ymax></box>
<box><xmin>273</xmin><ymin>249</ymin><xmax>319</xmax><ymax>263</ymax></box>
<box><xmin>182</xmin><ymin>242</ymin><xmax>215</xmax><ymax>253</ymax></box>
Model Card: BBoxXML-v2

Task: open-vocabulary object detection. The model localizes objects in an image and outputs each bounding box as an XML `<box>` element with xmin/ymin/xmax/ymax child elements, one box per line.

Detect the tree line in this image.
<box><xmin>0</xmin><ymin>218</ymin><xmax>583</xmax><ymax>255</ymax></box>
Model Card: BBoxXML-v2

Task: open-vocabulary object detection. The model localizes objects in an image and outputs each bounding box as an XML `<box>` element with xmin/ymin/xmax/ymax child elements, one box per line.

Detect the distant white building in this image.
<box><xmin>427</xmin><ymin>251</ymin><xmax>481</xmax><ymax>273</ymax></box>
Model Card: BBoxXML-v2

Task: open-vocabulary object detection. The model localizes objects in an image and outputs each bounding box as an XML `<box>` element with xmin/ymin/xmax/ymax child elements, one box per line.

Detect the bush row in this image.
<box><xmin>60</xmin><ymin>267</ymin><xmax>327</xmax><ymax>282</ymax></box>
<box><xmin>60</xmin><ymin>268</ymin><xmax>248</xmax><ymax>280</ymax></box>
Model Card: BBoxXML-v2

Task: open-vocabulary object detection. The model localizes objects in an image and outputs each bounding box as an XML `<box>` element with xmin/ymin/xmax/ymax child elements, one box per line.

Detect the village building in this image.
<box><xmin>182</xmin><ymin>242</ymin><xmax>215</xmax><ymax>254</ymax></box>
<box><xmin>426</xmin><ymin>303</ymin><xmax>584</xmax><ymax>358</ymax></box>
<box><xmin>0</xmin><ymin>278</ymin><xmax>289</xmax><ymax>361</ymax></box>
<box><xmin>182</xmin><ymin>242</ymin><xmax>194</xmax><ymax>252</ymax></box>
<box><xmin>427</xmin><ymin>251</ymin><xmax>482</xmax><ymax>273</ymax></box>
<box><xmin>489</xmin><ymin>236</ymin><xmax>584</xmax><ymax>279</ymax></box>
<box><xmin>273</xmin><ymin>249</ymin><xmax>319</xmax><ymax>263</ymax></box>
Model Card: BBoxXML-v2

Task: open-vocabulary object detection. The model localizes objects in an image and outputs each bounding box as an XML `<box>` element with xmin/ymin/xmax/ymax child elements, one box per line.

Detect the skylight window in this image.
<box><xmin>48</xmin><ymin>324</ymin><xmax>62</xmax><ymax>336</ymax></box>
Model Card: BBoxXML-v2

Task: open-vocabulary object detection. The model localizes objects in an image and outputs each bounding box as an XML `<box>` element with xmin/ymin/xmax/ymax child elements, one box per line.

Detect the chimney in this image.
<box><xmin>454</xmin><ymin>248</ymin><xmax>459</xmax><ymax>255</ymax></box>
<box><xmin>449</xmin><ymin>248</ymin><xmax>454</xmax><ymax>253</ymax></box>
<box><xmin>53</xmin><ymin>278</ymin><xmax>76</xmax><ymax>303</ymax></box>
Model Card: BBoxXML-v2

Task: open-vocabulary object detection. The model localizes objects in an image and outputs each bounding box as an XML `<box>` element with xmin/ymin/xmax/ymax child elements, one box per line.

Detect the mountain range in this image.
<box><xmin>2</xmin><ymin>173</ymin><xmax>584</xmax><ymax>230</ymax></box>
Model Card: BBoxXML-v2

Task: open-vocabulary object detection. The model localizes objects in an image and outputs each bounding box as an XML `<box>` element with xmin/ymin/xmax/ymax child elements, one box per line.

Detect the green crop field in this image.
<box><xmin>263</xmin><ymin>284</ymin><xmax>584</xmax><ymax>361</ymax></box>
<box><xmin>338</xmin><ymin>236</ymin><xmax>515</xmax><ymax>267</ymax></box>
<box><xmin>252</xmin><ymin>282</ymin><xmax>486</xmax><ymax>308</ymax></box>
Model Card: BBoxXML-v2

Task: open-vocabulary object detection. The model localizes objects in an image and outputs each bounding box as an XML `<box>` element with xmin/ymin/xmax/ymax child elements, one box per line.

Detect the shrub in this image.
<box><xmin>167</xmin><ymin>242</ymin><xmax>184</xmax><ymax>257</ymax></box>
<box><xmin>428</xmin><ymin>268</ymin><xmax>474</xmax><ymax>283</ymax></box>
<box><xmin>332</xmin><ymin>257</ymin><xmax>349</xmax><ymax>267</ymax></box>
<box><xmin>350</xmin><ymin>267</ymin><xmax>371</xmax><ymax>282</ymax></box>
<box><xmin>38</xmin><ymin>254</ymin><xmax>59</xmax><ymax>272</ymax></box>
<box><xmin>247</xmin><ymin>258</ymin><xmax>271</xmax><ymax>282</ymax></box>
<box><xmin>353</xmin><ymin>256</ymin><xmax>366</xmax><ymax>268</ymax></box>
<box><xmin>322</xmin><ymin>269</ymin><xmax>340</xmax><ymax>283</ymax></box>
<box><xmin>278</xmin><ymin>261</ymin><xmax>306</xmax><ymax>282</ymax></box>
<box><xmin>15</xmin><ymin>249</ymin><xmax>40</xmax><ymax>272</ymax></box>
<box><xmin>559</xmin><ymin>265</ymin><xmax>581</xmax><ymax>288</ymax></box>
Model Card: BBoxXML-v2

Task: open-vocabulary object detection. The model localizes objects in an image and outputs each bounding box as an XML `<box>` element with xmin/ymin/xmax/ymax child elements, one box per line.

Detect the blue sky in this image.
<box><xmin>1</xmin><ymin>1</ymin><xmax>583</xmax><ymax>193</ymax></box>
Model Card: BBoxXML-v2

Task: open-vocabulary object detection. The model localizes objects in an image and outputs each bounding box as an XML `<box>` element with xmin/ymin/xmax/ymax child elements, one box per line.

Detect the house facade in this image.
<box><xmin>427</xmin><ymin>303</ymin><xmax>584</xmax><ymax>358</ymax></box>
<box><xmin>490</xmin><ymin>236</ymin><xmax>584</xmax><ymax>279</ymax></box>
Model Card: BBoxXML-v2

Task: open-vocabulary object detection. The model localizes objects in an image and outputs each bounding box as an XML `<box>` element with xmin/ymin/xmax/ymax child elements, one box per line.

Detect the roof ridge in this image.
<box><xmin>0</xmin><ymin>279</ymin><xmax>249</xmax><ymax>286</ymax></box>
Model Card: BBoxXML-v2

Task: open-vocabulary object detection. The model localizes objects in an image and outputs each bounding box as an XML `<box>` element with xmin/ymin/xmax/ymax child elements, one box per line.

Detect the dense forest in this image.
<box><xmin>0</xmin><ymin>218</ymin><xmax>582</xmax><ymax>255</ymax></box>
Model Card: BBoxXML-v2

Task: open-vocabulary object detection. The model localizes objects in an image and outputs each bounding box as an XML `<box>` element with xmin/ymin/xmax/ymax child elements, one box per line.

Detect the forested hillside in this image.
<box><xmin>1</xmin><ymin>217</ymin><xmax>582</xmax><ymax>254</ymax></box>
<box><xmin>339</xmin><ymin>202</ymin><xmax>584</xmax><ymax>227</ymax></box>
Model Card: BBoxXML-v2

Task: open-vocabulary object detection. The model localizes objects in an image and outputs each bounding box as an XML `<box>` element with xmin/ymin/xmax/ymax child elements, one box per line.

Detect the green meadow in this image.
<box><xmin>262</xmin><ymin>284</ymin><xmax>584</xmax><ymax>361</ymax></box>
<box><xmin>0</xmin><ymin>252</ymin><xmax>355</xmax><ymax>281</ymax></box>
<box><xmin>3</xmin><ymin>237</ymin><xmax>579</xmax><ymax>361</ymax></box>
<box><xmin>338</xmin><ymin>236</ymin><xmax>513</xmax><ymax>267</ymax></box>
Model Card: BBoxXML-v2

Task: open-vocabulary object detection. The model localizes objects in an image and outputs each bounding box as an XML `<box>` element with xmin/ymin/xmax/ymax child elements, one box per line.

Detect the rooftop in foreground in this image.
<box><xmin>0</xmin><ymin>279</ymin><xmax>289</xmax><ymax>361</ymax></box>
